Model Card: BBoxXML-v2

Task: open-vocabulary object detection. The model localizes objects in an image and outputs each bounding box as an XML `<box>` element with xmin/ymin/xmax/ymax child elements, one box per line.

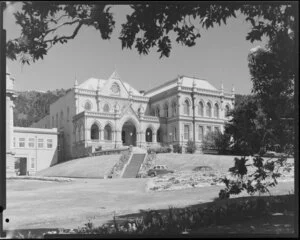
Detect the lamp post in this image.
<box><xmin>0</xmin><ymin>2</ymin><xmax>6</xmax><ymax>237</ymax></box>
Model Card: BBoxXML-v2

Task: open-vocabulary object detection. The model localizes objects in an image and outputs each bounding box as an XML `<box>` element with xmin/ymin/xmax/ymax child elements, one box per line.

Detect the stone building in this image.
<box><xmin>33</xmin><ymin>71</ymin><xmax>235</xmax><ymax>161</ymax></box>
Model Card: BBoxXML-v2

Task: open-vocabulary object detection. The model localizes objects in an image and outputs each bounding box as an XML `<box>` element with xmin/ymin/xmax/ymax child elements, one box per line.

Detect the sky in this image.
<box><xmin>4</xmin><ymin>3</ymin><xmax>268</xmax><ymax>94</ymax></box>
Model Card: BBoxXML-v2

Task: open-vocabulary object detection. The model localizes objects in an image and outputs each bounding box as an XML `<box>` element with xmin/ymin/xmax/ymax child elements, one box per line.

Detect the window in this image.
<box><xmin>214</xmin><ymin>103</ymin><xmax>219</xmax><ymax>118</ymax></box>
<box><xmin>157</xmin><ymin>128</ymin><xmax>161</xmax><ymax>142</ymax></box>
<box><xmin>13</xmin><ymin>137</ymin><xmax>16</xmax><ymax>148</ymax></box>
<box><xmin>38</xmin><ymin>139</ymin><xmax>44</xmax><ymax>148</ymax></box>
<box><xmin>84</xmin><ymin>102</ymin><xmax>91</xmax><ymax>111</ymax></box>
<box><xmin>164</xmin><ymin>103</ymin><xmax>169</xmax><ymax>117</ymax></box>
<box><xmin>19</xmin><ymin>138</ymin><xmax>25</xmax><ymax>148</ymax></box>
<box><xmin>173</xmin><ymin>127</ymin><xmax>177</xmax><ymax>141</ymax></box>
<box><xmin>103</xmin><ymin>104</ymin><xmax>110</xmax><ymax>113</ymax></box>
<box><xmin>91</xmin><ymin>124</ymin><xmax>100</xmax><ymax>140</ymax></box>
<box><xmin>172</xmin><ymin>101</ymin><xmax>177</xmax><ymax>116</ymax></box>
<box><xmin>184</xmin><ymin>125</ymin><xmax>190</xmax><ymax>140</ymax></box>
<box><xmin>214</xmin><ymin>127</ymin><xmax>220</xmax><ymax>133</ymax></box>
<box><xmin>198</xmin><ymin>126</ymin><xmax>204</xmax><ymax>141</ymax></box>
<box><xmin>198</xmin><ymin>102</ymin><xmax>204</xmax><ymax>116</ymax></box>
<box><xmin>206</xmin><ymin>126</ymin><xmax>212</xmax><ymax>134</ymax></box>
<box><xmin>155</xmin><ymin>106</ymin><xmax>160</xmax><ymax>117</ymax></box>
<box><xmin>146</xmin><ymin>128</ymin><xmax>152</xmax><ymax>142</ymax></box>
<box><xmin>225</xmin><ymin>105</ymin><xmax>230</xmax><ymax>117</ymax></box>
<box><xmin>104</xmin><ymin>124</ymin><xmax>112</xmax><ymax>141</ymax></box>
<box><xmin>52</xmin><ymin>116</ymin><xmax>54</xmax><ymax>128</ymax></box>
<box><xmin>206</xmin><ymin>102</ymin><xmax>212</xmax><ymax>117</ymax></box>
<box><xmin>183</xmin><ymin>100</ymin><xmax>190</xmax><ymax>115</ymax></box>
<box><xmin>47</xmin><ymin>139</ymin><xmax>53</xmax><ymax>148</ymax></box>
<box><xmin>31</xmin><ymin>158</ymin><xmax>35</xmax><ymax>169</ymax></box>
<box><xmin>28</xmin><ymin>138</ymin><xmax>35</xmax><ymax>148</ymax></box>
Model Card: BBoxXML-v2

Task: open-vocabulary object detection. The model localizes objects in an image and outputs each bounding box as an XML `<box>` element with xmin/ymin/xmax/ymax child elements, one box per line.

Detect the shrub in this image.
<box><xmin>173</xmin><ymin>144</ymin><xmax>182</xmax><ymax>153</ymax></box>
<box><xmin>202</xmin><ymin>131</ymin><xmax>231</xmax><ymax>154</ymax></box>
<box><xmin>186</xmin><ymin>140</ymin><xmax>196</xmax><ymax>154</ymax></box>
<box><xmin>147</xmin><ymin>146</ymin><xmax>171</xmax><ymax>154</ymax></box>
<box><xmin>109</xmin><ymin>151</ymin><xmax>131</xmax><ymax>178</ymax></box>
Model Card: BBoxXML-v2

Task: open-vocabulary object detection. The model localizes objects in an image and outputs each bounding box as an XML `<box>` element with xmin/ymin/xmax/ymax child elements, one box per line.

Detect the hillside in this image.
<box><xmin>13</xmin><ymin>89</ymin><xmax>70</xmax><ymax>127</ymax></box>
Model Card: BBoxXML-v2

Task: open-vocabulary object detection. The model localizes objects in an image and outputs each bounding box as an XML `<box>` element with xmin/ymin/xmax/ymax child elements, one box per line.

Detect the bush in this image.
<box><xmin>173</xmin><ymin>144</ymin><xmax>182</xmax><ymax>153</ymax></box>
<box><xmin>186</xmin><ymin>140</ymin><xmax>196</xmax><ymax>153</ymax></box>
<box><xmin>202</xmin><ymin>131</ymin><xmax>231</xmax><ymax>154</ymax></box>
<box><xmin>147</xmin><ymin>146</ymin><xmax>171</xmax><ymax>154</ymax></box>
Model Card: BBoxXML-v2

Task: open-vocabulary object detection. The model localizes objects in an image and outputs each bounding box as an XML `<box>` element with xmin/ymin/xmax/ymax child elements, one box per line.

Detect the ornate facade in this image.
<box><xmin>33</xmin><ymin>71</ymin><xmax>235</xmax><ymax>160</ymax></box>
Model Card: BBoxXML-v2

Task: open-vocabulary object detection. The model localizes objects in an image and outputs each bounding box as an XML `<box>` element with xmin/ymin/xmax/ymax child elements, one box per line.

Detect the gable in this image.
<box><xmin>119</xmin><ymin>102</ymin><xmax>139</xmax><ymax>119</ymax></box>
<box><xmin>99</xmin><ymin>71</ymin><xmax>130</xmax><ymax>98</ymax></box>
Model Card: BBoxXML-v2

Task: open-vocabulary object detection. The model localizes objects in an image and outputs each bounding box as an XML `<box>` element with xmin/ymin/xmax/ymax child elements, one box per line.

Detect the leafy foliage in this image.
<box><xmin>147</xmin><ymin>146</ymin><xmax>172</xmax><ymax>154</ymax></box>
<box><xmin>13</xmin><ymin>89</ymin><xmax>69</xmax><ymax>127</ymax></box>
<box><xmin>186</xmin><ymin>140</ymin><xmax>196</xmax><ymax>154</ymax></box>
<box><xmin>5</xmin><ymin>2</ymin><xmax>297</xmax><ymax>61</ymax></box>
<box><xmin>219</xmin><ymin>155</ymin><xmax>291</xmax><ymax>199</ymax></box>
<box><xmin>202</xmin><ymin>131</ymin><xmax>231</xmax><ymax>154</ymax></box>
<box><xmin>173</xmin><ymin>144</ymin><xmax>182</xmax><ymax>154</ymax></box>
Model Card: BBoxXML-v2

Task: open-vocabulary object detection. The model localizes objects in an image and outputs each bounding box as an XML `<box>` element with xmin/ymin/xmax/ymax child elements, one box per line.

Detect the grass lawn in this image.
<box><xmin>35</xmin><ymin>154</ymin><xmax>121</xmax><ymax>178</ymax></box>
<box><xmin>3</xmin><ymin>154</ymin><xmax>295</xmax><ymax>237</ymax></box>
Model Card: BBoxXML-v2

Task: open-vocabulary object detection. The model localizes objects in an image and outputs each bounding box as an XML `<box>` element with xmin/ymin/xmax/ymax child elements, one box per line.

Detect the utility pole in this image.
<box><xmin>0</xmin><ymin>1</ymin><xmax>6</xmax><ymax>237</ymax></box>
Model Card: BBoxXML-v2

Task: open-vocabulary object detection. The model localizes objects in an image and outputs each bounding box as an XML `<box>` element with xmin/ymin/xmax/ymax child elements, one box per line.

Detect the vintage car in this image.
<box><xmin>147</xmin><ymin>165</ymin><xmax>174</xmax><ymax>177</ymax></box>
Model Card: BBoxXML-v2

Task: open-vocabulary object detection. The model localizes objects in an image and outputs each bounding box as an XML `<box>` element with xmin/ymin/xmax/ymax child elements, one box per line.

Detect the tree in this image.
<box><xmin>225</xmin><ymin>95</ymin><xmax>271</xmax><ymax>155</ymax></box>
<box><xmin>5</xmin><ymin>2</ymin><xmax>297</xmax><ymax>63</ymax></box>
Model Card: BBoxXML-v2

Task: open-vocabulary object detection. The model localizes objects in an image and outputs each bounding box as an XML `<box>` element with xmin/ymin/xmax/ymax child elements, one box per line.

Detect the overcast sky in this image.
<box><xmin>4</xmin><ymin>3</ymin><xmax>268</xmax><ymax>94</ymax></box>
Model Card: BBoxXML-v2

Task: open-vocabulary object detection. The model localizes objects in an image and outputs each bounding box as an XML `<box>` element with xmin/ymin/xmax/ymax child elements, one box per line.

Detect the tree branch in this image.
<box><xmin>44</xmin><ymin>21</ymin><xmax>84</xmax><ymax>43</ymax></box>
<box><xmin>45</xmin><ymin>19</ymin><xmax>80</xmax><ymax>35</ymax></box>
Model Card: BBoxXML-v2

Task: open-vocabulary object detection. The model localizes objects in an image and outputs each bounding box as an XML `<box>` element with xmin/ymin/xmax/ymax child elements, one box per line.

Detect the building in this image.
<box><xmin>33</xmin><ymin>71</ymin><xmax>235</xmax><ymax>161</ymax></box>
<box><xmin>6</xmin><ymin>70</ymin><xmax>58</xmax><ymax>176</ymax></box>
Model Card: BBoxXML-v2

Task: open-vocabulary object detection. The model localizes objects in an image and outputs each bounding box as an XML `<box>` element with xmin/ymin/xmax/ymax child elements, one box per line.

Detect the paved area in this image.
<box><xmin>3</xmin><ymin>177</ymin><xmax>294</xmax><ymax>231</ymax></box>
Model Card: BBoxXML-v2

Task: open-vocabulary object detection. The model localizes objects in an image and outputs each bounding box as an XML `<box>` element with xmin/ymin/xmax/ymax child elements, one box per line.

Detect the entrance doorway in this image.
<box><xmin>15</xmin><ymin>157</ymin><xmax>27</xmax><ymax>176</ymax></box>
<box><xmin>122</xmin><ymin>120</ymin><xmax>137</xmax><ymax>146</ymax></box>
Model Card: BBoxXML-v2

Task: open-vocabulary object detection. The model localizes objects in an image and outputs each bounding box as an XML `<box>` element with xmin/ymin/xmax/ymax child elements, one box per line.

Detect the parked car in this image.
<box><xmin>147</xmin><ymin>165</ymin><xmax>174</xmax><ymax>177</ymax></box>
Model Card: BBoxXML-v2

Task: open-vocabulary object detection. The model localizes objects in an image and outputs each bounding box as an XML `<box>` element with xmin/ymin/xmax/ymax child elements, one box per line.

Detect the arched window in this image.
<box><xmin>156</xmin><ymin>128</ymin><xmax>161</xmax><ymax>142</ymax></box>
<box><xmin>146</xmin><ymin>128</ymin><xmax>153</xmax><ymax>142</ymax></box>
<box><xmin>198</xmin><ymin>102</ymin><xmax>204</xmax><ymax>116</ymax></box>
<box><xmin>206</xmin><ymin>102</ymin><xmax>212</xmax><ymax>117</ymax></box>
<box><xmin>225</xmin><ymin>105</ymin><xmax>230</xmax><ymax>117</ymax></box>
<box><xmin>172</xmin><ymin>101</ymin><xmax>177</xmax><ymax>116</ymax></box>
<box><xmin>214</xmin><ymin>103</ymin><xmax>219</xmax><ymax>118</ymax></box>
<box><xmin>75</xmin><ymin>126</ymin><xmax>78</xmax><ymax>142</ymax></box>
<box><xmin>104</xmin><ymin>124</ymin><xmax>112</xmax><ymax>140</ymax></box>
<box><xmin>155</xmin><ymin>106</ymin><xmax>160</xmax><ymax>117</ymax></box>
<box><xmin>164</xmin><ymin>103</ymin><xmax>169</xmax><ymax>117</ymax></box>
<box><xmin>103</xmin><ymin>103</ymin><xmax>110</xmax><ymax>113</ymax></box>
<box><xmin>91</xmin><ymin>124</ymin><xmax>100</xmax><ymax>140</ymax></box>
<box><xmin>150</xmin><ymin>107</ymin><xmax>155</xmax><ymax>116</ymax></box>
<box><xmin>84</xmin><ymin>101</ymin><xmax>92</xmax><ymax>111</ymax></box>
<box><xmin>183</xmin><ymin>99</ymin><xmax>190</xmax><ymax>115</ymax></box>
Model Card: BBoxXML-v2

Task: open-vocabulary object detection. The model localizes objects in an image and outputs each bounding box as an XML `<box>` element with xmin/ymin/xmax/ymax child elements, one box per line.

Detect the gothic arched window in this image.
<box><xmin>84</xmin><ymin>101</ymin><xmax>92</xmax><ymax>111</ymax></box>
<box><xmin>214</xmin><ymin>103</ymin><xmax>219</xmax><ymax>118</ymax></box>
<box><xmin>206</xmin><ymin>102</ymin><xmax>212</xmax><ymax>117</ymax></box>
<box><xmin>198</xmin><ymin>102</ymin><xmax>204</xmax><ymax>116</ymax></box>
<box><xmin>103</xmin><ymin>104</ymin><xmax>110</xmax><ymax>113</ymax></box>
<box><xmin>183</xmin><ymin>99</ymin><xmax>190</xmax><ymax>115</ymax></box>
<box><xmin>104</xmin><ymin>124</ymin><xmax>112</xmax><ymax>140</ymax></box>
<box><xmin>91</xmin><ymin>124</ymin><xmax>100</xmax><ymax>140</ymax></box>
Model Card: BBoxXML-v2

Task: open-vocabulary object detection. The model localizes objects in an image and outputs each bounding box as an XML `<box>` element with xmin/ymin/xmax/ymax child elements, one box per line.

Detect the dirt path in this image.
<box><xmin>3</xmin><ymin>177</ymin><xmax>294</xmax><ymax>231</ymax></box>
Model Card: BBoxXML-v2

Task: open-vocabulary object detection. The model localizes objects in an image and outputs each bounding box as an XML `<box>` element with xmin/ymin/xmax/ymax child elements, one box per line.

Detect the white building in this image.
<box><xmin>33</xmin><ymin>71</ymin><xmax>235</xmax><ymax>161</ymax></box>
<box><xmin>6</xmin><ymin>70</ymin><xmax>58</xmax><ymax>176</ymax></box>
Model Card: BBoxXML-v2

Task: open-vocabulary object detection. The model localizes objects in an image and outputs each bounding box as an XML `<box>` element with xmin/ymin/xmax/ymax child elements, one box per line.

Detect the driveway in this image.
<box><xmin>3</xmin><ymin>177</ymin><xmax>294</xmax><ymax>231</ymax></box>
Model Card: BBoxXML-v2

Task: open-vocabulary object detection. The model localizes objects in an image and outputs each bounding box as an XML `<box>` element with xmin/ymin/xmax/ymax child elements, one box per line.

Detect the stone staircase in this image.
<box><xmin>122</xmin><ymin>153</ymin><xmax>146</xmax><ymax>178</ymax></box>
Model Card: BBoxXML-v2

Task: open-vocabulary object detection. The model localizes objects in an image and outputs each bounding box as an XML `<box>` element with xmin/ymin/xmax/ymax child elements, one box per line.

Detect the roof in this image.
<box><xmin>77</xmin><ymin>71</ymin><xmax>143</xmax><ymax>96</ymax></box>
<box><xmin>145</xmin><ymin>75</ymin><xmax>219</xmax><ymax>97</ymax></box>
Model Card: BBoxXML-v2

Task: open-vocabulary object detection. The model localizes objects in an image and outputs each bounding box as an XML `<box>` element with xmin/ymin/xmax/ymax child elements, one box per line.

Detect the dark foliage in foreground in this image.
<box><xmin>71</xmin><ymin>194</ymin><xmax>294</xmax><ymax>235</ymax></box>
